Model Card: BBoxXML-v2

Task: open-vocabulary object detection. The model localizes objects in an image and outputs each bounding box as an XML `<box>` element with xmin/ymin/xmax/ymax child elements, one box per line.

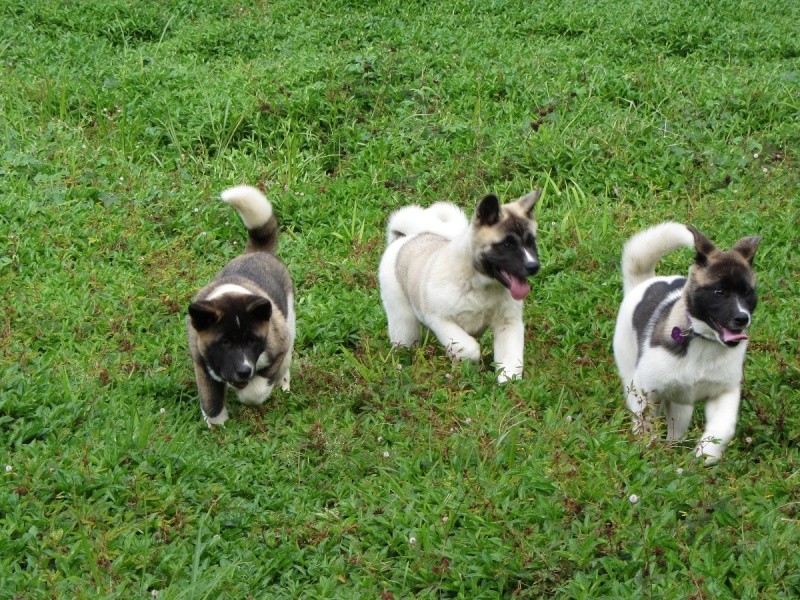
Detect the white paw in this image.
<box><xmin>497</xmin><ymin>368</ymin><xmax>522</xmax><ymax>384</ymax></box>
<box><xmin>695</xmin><ymin>437</ymin><xmax>723</xmax><ymax>466</ymax></box>
<box><xmin>448</xmin><ymin>340</ymin><xmax>481</xmax><ymax>363</ymax></box>
<box><xmin>203</xmin><ymin>406</ymin><xmax>229</xmax><ymax>428</ymax></box>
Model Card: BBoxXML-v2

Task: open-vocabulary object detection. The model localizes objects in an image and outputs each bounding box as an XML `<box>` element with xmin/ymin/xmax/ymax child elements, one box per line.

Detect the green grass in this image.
<box><xmin>1</xmin><ymin>0</ymin><xmax>799</xmax><ymax>597</ymax></box>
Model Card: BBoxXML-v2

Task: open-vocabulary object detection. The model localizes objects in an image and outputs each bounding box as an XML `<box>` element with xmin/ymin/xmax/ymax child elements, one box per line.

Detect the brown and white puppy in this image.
<box><xmin>378</xmin><ymin>191</ymin><xmax>541</xmax><ymax>382</ymax></box>
<box><xmin>187</xmin><ymin>185</ymin><xmax>294</xmax><ymax>427</ymax></box>
<box><xmin>613</xmin><ymin>222</ymin><xmax>762</xmax><ymax>464</ymax></box>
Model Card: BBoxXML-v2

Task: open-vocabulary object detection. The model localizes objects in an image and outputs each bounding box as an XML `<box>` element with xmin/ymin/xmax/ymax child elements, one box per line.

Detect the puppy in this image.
<box><xmin>187</xmin><ymin>185</ymin><xmax>295</xmax><ymax>427</ymax></box>
<box><xmin>613</xmin><ymin>222</ymin><xmax>762</xmax><ymax>464</ymax></box>
<box><xmin>378</xmin><ymin>190</ymin><xmax>541</xmax><ymax>382</ymax></box>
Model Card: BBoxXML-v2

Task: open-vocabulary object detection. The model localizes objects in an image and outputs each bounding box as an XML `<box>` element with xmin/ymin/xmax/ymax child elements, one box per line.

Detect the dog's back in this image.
<box><xmin>621</xmin><ymin>222</ymin><xmax>694</xmax><ymax>295</ymax></box>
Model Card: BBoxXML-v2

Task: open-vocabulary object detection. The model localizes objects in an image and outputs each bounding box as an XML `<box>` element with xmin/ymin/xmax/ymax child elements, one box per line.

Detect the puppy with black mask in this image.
<box><xmin>187</xmin><ymin>186</ymin><xmax>295</xmax><ymax>427</ymax></box>
<box><xmin>613</xmin><ymin>222</ymin><xmax>762</xmax><ymax>464</ymax></box>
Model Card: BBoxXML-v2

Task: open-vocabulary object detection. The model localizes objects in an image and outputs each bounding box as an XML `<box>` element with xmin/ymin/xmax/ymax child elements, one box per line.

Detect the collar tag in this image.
<box><xmin>672</xmin><ymin>326</ymin><xmax>688</xmax><ymax>344</ymax></box>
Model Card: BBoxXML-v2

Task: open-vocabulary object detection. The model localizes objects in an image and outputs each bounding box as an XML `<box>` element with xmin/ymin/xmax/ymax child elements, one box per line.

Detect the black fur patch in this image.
<box><xmin>633</xmin><ymin>278</ymin><xmax>686</xmax><ymax>362</ymax></box>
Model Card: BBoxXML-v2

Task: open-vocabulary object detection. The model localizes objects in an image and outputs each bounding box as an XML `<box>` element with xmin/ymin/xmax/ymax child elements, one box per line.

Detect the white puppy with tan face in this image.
<box><xmin>613</xmin><ymin>222</ymin><xmax>761</xmax><ymax>465</ymax></box>
<box><xmin>379</xmin><ymin>191</ymin><xmax>541</xmax><ymax>382</ymax></box>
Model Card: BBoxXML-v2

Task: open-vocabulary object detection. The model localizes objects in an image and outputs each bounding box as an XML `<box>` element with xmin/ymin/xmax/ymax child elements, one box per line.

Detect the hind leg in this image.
<box><xmin>386</xmin><ymin>301</ymin><xmax>421</xmax><ymax>347</ymax></box>
<box><xmin>379</xmin><ymin>262</ymin><xmax>420</xmax><ymax>347</ymax></box>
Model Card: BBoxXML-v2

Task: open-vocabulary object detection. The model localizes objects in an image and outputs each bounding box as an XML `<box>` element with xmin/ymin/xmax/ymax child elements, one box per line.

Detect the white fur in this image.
<box><xmin>379</xmin><ymin>204</ymin><xmax>525</xmax><ymax>382</ymax></box>
<box><xmin>206</xmin><ymin>284</ymin><xmax>253</xmax><ymax>300</ymax></box>
<box><xmin>203</xmin><ymin>405</ymin><xmax>229</xmax><ymax>428</ymax></box>
<box><xmin>221</xmin><ymin>185</ymin><xmax>274</xmax><ymax>229</ymax></box>
<box><xmin>614</xmin><ymin>223</ymin><xmax>748</xmax><ymax>465</ymax></box>
<box><xmin>386</xmin><ymin>202</ymin><xmax>469</xmax><ymax>244</ymax></box>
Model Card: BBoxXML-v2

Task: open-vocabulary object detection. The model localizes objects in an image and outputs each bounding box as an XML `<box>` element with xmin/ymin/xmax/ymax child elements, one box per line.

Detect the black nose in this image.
<box><xmin>732</xmin><ymin>312</ymin><xmax>750</xmax><ymax>329</ymax></box>
<box><xmin>235</xmin><ymin>365</ymin><xmax>253</xmax><ymax>380</ymax></box>
<box><xmin>526</xmin><ymin>262</ymin><xmax>540</xmax><ymax>276</ymax></box>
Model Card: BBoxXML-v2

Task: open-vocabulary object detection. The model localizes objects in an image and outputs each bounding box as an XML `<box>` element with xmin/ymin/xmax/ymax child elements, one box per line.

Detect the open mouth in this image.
<box><xmin>498</xmin><ymin>270</ymin><xmax>530</xmax><ymax>301</ymax></box>
<box><xmin>229</xmin><ymin>380</ymin><xmax>249</xmax><ymax>390</ymax></box>
<box><xmin>713</xmin><ymin>322</ymin><xmax>749</xmax><ymax>346</ymax></box>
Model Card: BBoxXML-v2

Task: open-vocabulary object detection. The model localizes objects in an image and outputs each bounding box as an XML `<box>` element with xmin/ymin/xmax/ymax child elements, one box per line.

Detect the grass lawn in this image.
<box><xmin>1</xmin><ymin>0</ymin><xmax>799</xmax><ymax>597</ymax></box>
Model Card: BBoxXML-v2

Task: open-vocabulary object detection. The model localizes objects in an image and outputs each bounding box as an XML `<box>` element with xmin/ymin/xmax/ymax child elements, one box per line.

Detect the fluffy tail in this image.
<box><xmin>386</xmin><ymin>202</ymin><xmax>469</xmax><ymax>244</ymax></box>
<box><xmin>221</xmin><ymin>185</ymin><xmax>279</xmax><ymax>254</ymax></box>
<box><xmin>622</xmin><ymin>222</ymin><xmax>694</xmax><ymax>295</ymax></box>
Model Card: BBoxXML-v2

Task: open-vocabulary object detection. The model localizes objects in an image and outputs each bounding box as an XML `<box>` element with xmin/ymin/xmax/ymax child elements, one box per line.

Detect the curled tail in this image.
<box><xmin>221</xmin><ymin>185</ymin><xmax>279</xmax><ymax>254</ymax></box>
<box><xmin>622</xmin><ymin>222</ymin><xmax>694</xmax><ymax>295</ymax></box>
<box><xmin>386</xmin><ymin>202</ymin><xmax>469</xmax><ymax>245</ymax></box>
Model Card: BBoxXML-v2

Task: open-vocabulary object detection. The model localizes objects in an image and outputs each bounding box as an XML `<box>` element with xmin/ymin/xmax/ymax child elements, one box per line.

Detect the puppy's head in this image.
<box><xmin>685</xmin><ymin>226</ymin><xmax>762</xmax><ymax>347</ymax></box>
<box><xmin>471</xmin><ymin>190</ymin><xmax>541</xmax><ymax>300</ymax></box>
<box><xmin>188</xmin><ymin>294</ymin><xmax>272</xmax><ymax>387</ymax></box>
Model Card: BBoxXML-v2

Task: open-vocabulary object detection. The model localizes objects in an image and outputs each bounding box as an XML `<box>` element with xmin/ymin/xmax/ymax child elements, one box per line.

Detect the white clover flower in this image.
<box><xmin>382</xmin><ymin>451</ymin><xmax>389</xmax><ymax>458</ymax></box>
<box><xmin>408</xmin><ymin>536</ymin><xmax>416</xmax><ymax>545</ymax></box>
<box><xmin>5</xmin><ymin>465</ymin><xmax>11</xmax><ymax>473</ymax></box>
<box><xmin>377</xmin><ymin>436</ymin><xmax>383</xmax><ymax>443</ymax></box>
<box><xmin>676</xmin><ymin>467</ymin><xmax>684</xmax><ymax>475</ymax></box>
<box><xmin>628</xmin><ymin>494</ymin><xmax>639</xmax><ymax>504</ymax></box>
<box><xmin>465</xmin><ymin>417</ymin><xmax>472</xmax><ymax>425</ymax></box>
<box><xmin>753</xmin><ymin>153</ymin><xmax>759</xmax><ymax>158</ymax></box>
<box><xmin>565</xmin><ymin>415</ymin><xmax>573</xmax><ymax>424</ymax></box>
<box><xmin>744</xmin><ymin>437</ymin><xmax>753</xmax><ymax>444</ymax></box>
<box><xmin>444</xmin><ymin>373</ymin><xmax>453</xmax><ymax>381</ymax></box>
<box><xmin>159</xmin><ymin>407</ymin><xmax>166</xmax><ymax>415</ymax></box>
<box><xmin>441</xmin><ymin>516</ymin><xmax>449</xmax><ymax>523</ymax></box>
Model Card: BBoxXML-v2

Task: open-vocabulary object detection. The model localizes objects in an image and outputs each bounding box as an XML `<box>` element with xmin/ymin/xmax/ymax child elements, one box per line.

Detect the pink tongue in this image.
<box><xmin>506</xmin><ymin>273</ymin><xmax>530</xmax><ymax>300</ymax></box>
<box><xmin>721</xmin><ymin>328</ymin><xmax>748</xmax><ymax>343</ymax></box>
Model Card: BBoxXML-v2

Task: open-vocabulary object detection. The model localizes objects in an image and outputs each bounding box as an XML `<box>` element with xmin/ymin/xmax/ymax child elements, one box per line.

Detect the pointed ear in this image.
<box><xmin>189</xmin><ymin>301</ymin><xmax>221</xmax><ymax>332</ymax></box>
<box><xmin>247</xmin><ymin>297</ymin><xmax>272</xmax><ymax>322</ymax></box>
<box><xmin>686</xmin><ymin>225</ymin><xmax>716</xmax><ymax>267</ymax></box>
<box><xmin>731</xmin><ymin>235</ymin><xmax>762</xmax><ymax>265</ymax></box>
<box><xmin>516</xmin><ymin>189</ymin><xmax>541</xmax><ymax>216</ymax></box>
<box><xmin>475</xmin><ymin>194</ymin><xmax>501</xmax><ymax>226</ymax></box>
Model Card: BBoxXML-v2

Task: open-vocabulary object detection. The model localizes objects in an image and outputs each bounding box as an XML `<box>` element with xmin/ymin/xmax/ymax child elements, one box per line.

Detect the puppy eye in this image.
<box><xmin>714</xmin><ymin>289</ymin><xmax>726</xmax><ymax>297</ymax></box>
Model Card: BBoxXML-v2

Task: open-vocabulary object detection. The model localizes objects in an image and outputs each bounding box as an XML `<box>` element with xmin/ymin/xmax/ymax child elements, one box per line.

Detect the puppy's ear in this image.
<box><xmin>475</xmin><ymin>194</ymin><xmax>501</xmax><ymax>226</ymax></box>
<box><xmin>517</xmin><ymin>189</ymin><xmax>541</xmax><ymax>217</ymax></box>
<box><xmin>686</xmin><ymin>225</ymin><xmax>716</xmax><ymax>267</ymax></box>
<box><xmin>189</xmin><ymin>301</ymin><xmax>221</xmax><ymax>331</ymax></box>
<box><xmin>732</xmin><ymin>235</ymin><xmax>762</xmax><ymax>265</ymax></box>
<box><xmin>247</xmin><ymin>297</ymin><xmax>272</xmax><ymax>322</ymax></box>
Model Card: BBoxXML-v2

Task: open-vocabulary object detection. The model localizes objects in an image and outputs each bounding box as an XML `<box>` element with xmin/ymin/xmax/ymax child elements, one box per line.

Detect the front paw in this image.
<box><xmin>497</xmin><ymin>368</ymin><xmax>522</xmax><ymax>384</ymax></box>
<box><xmin>203</xmin><ymin>405</ymin><xmax>229</xmax><ymax>428</ymax></box>
<box><xmin>447</xmin><ymin>340</ymin><xmax>481</xmax><ymax>363</ymax></box>
<box><xmin>695</xmin><ymin>437</ymin><xmax>723</xmax><ymax>466</ymax></box>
